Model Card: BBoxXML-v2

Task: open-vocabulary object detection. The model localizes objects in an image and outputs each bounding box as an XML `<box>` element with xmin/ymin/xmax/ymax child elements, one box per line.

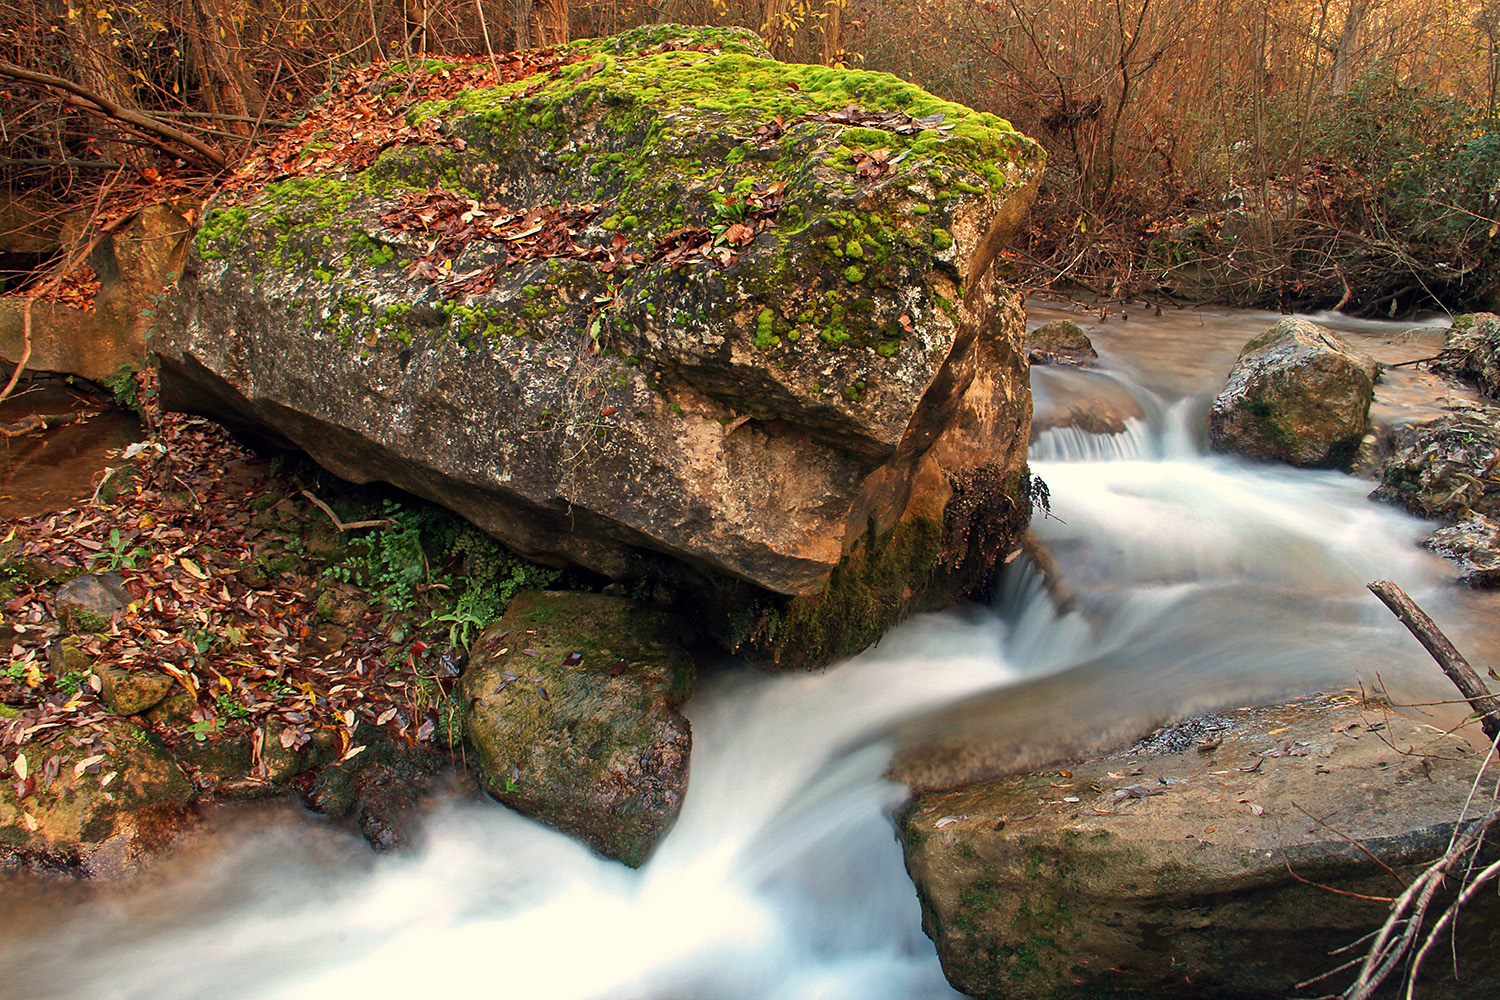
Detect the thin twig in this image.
<box><xmin>300</xmin><ymin>489</ymin><xmax>393</xmax><ymax>531</ymax></box>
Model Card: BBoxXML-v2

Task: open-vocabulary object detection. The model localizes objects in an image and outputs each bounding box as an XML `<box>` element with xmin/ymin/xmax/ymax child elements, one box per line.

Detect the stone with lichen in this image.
<box><xmin>159</xmin><ymin>25</ymin><xmax>1044</xmax><ymax>667</ymax></box>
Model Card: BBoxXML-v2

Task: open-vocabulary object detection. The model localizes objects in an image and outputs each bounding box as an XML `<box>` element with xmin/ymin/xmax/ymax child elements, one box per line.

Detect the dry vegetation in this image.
<box><xmin>0</xmin><ymin>0</ymin><xmax>1497</xmax><ymax>314</ymax></box>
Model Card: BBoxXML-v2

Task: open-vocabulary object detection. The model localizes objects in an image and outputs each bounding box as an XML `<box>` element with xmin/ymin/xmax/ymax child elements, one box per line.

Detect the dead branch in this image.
<box><xmin>0</xmin><ymin>296</ymin><xmax>32</xmax><ymax>404</ymax></box>
<box><xmin>0</xmin><ymin>411</ymin><xmax>92</xmax><ymax>437</ymax></box>
<box><xmin>0</xmin><ymin>59</ymin><xmax>227</xmax><ymax>169</ymax></box>
<box><xmin>1368</xmin><ymin>580</ymin><xmax>1500</xmax><ymax>741</ymax></box>
<box><xmin>300</xmin><ymin>489</ymin><xmax>394</xmax><ymax>531</ymax></box>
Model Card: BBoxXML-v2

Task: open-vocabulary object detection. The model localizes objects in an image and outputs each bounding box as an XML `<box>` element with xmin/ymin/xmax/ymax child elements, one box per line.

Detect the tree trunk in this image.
<box><xmin>819</xmin><ymin>0</ymin><xmax>845</xmax><ymax>66</ymax></box>
<box><xmin>530</xmin><ymin>0</ymin><xmax>568</xmax><ymax>48</ymax></box>
<box><xmin>64</xmin><ymin>0</ymin><xmax>147</xmax><ymax>167</ymax></box>
<box><xmin>189</xmin><ymin>0</ymin><xmax>266</xmax><ymax>136</ymax></box>
<box><xmin>1331</xmin><ymin>0</ymin><xmax>1375</xmax><ymax>94</ymax></box>
<box><xmin>404</xmin><ymin>0</ymin><xmax>429</xmax><ymax>55</ymax></box>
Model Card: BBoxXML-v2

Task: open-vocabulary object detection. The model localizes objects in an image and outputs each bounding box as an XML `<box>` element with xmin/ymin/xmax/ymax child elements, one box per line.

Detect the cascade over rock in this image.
<box><xmin>1208</xmin><ymin>318</ymin><xmax>1380</xmax><ymax>468</ymax></box>
<box><xmin>157</xmin><ymin>25</ymin><xmax>1044</xmax><ymax>666</ymax></box>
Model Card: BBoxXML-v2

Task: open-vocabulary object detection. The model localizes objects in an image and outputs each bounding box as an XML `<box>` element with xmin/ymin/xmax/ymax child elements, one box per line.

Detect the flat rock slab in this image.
<box><xmin>461</xmin><ymin>590</ymin><xmax>694</xmax><ymax>867</ymax></box>
<box><xmin>900</xmin><ymin>694</ymin><xmax>1500</xmax><ymax>999</ymax></box>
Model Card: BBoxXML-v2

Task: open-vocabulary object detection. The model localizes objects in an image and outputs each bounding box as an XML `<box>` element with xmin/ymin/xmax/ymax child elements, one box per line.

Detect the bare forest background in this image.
<box><xmin>2</xmin><ymin>0</ymin><xmax>1498</xmax><ymax>316</ymax></box>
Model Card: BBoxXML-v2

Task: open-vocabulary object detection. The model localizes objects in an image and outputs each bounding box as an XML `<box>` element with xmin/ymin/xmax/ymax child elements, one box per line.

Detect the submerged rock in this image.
<box><xmin>159</xmin><ymin>25</ymin><xmax>1043</xmax><ymax>667</ymax></box>
<box><xmin>461</xmin><ymin>590</ymin><xmax>695</xmax><ymax>867</ymax></box>
<box><xmin>1427</xmin><ymin>513</ymin><xmax>1500</xmax><ymax>587</ymax></box>
<box><xmin>1371</xmin><ymin>411</ymin><xmax>1500</xmax><ymax>520</ymax></box>
<box><xmin>900</xmin><ymin>695</ymin><xmax>1500</xmax><ymax>999</ymax></box>
<box><xmin>1024</xmin><ymin>319</ymin><xmax>1096</xmax><ymax>366</ymax></box>
<box><xmin>1208</xmin><ymin>318</ymin><xmax>1380</xmax><ymax>468</ymax></box>
<box><xmin>0</xmin><ymin>718</ymin><xmax>195</xmax><ymax>875</ymax></box>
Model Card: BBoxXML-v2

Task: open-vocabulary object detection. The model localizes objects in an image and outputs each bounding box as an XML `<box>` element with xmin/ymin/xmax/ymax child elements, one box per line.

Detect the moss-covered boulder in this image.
<box><xmin>1208</xmin><ymin>318</ymin><xmax>1380</xmax><ymax>468</ymax></box>
<box><xmin>0</xmin><ymin>718</ymin><xmax>194</xmax><ymax>875</ymax></box>
<box><xmin>159</xmin><ymin>25</ymin><xmax>1043</xmax><ymax>667</ymax></box>
<box><xmin>900</xmin><ymin>695</ymin><xmax>1500</xmax><ymax>1000</ymax></box>
<box><xmin>1371</xmin><ymin>411</ymin><xmax>1500</xmax><ymax>520</ymax></box>
<box><xmin>460</xmin><ymin>590</ymin><xmax>694</xmax><ymax>867</ymax></box>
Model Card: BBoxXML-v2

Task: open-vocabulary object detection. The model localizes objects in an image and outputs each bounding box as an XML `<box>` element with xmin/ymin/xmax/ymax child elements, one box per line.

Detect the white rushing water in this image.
<box><xmin>0</xmin><ymin>304</ymin><xmax>1483</xmax><ymax>1000</ymax></box>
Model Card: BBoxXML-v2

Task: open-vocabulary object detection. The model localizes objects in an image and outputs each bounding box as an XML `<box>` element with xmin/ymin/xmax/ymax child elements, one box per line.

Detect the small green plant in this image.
<box><xmin>92</xmin><ymin>528</ymin><xmax>150</xmax><ymax>571</ymax></box>
<box><xmin>186</xmin><ymin>716</ymin><xmax>221</xmax><ymax>742</ymax></box>
<box><xmin>214</xmin><ymin>690</ymin><xmax>250</xmax><ymax>719</ymax></box>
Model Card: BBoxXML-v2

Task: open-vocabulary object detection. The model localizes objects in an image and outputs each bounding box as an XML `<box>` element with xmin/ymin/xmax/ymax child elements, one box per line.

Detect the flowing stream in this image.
<box><xmin>2</xmin><ymin>302</ymin><xmax>1495</xmax><ymax>999</ymax></box>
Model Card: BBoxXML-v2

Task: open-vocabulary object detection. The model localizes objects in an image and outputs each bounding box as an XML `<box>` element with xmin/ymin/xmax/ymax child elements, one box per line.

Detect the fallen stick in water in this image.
<box><xmin>0</xmin><ymin>411</ymin><xmax>93</xmax><ymax>438</ymax></box>
<box><xmin>1367</xmin><ymin>579</ymin><xmax>1500</xmax><ymax>741</ymax></box>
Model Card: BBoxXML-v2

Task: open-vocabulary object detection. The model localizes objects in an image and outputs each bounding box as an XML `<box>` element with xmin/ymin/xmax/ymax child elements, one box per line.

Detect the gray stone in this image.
<box><xmin>900</xmin><ymin>695</ymin><xmax>1500</xmax><ymax>1000</ymax></box>
<box><xmin>461</xmin><ymin>591</ymin><xmax>695</xmax><ymax>867</ymax></box>
<box><xmin>1209</xmin><ymin>318</ymin><xmax>1380</xmax><ymax>468</ymax></box>
<box><xmin>1427</xmin><ymin>513</ymin><xmax>1500</xmax><ymax>587</ymax></box>
<box><xmin>53</xmin><ymin>572</ymin><xmax>135</xmax><ymax>632</ymax></box>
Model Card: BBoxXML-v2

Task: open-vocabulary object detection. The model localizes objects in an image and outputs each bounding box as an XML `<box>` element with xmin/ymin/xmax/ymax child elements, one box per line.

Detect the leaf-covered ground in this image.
<box><xmin>1</xmin><ymin>372</ymin><xmax>565</xmax><ymax>800</ymax></box>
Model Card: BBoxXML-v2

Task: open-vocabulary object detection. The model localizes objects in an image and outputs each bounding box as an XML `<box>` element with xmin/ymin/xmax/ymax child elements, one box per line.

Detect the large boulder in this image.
<box><xmin>900</xmin><ymin>695</ymin><xmax>1500</xmax><ymax>1000</ymax></box>
<box><xmin>1208</xmin><ymin>318</ymin><xmax>1380</xmax><ymax>468</ymax></box>
<box><xmin>0</xmin><ymin>202</ymin><xmax>197</xmax><ymax>384</ymax></box>
<box><xmin>460</xmin><ymin>590</ymin><xmax>695</xmax><ymax>867</ymax></box>
<box><xmin>1371</xmin><ymin>411</ymin><xmax>1500</xmax><ymax>520</ymax></box>
<box><xmin>158</xmin><ymin>25</ymin><xmax>1043</xmax><ymax>667</ymax></box>
<box><xmin>1432</xmin><ymin>312</ymin><xmax>1500</xmax><ymax>399</ymax></box>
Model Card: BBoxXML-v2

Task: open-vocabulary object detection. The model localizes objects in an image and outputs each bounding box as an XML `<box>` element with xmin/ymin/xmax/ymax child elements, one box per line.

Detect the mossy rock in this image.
<box><xmin>460</xmin><ymin>590</ymin><xmax>695</xmax><ymax>867</ymax></box>
<box><xmin>1208</xmin><ymin>318</ymin><xmax>1380</xmax><ymax>469</ymax></box>
<box><xmin>164</xmin><ymin>24</ymin><xmax>1042</xmax><ymax>670</ymax></box>
<box><xmin>0</xmin><ymin>718</ymin><xmax>194</xmax><ymax>875</ymax></box>
<box><xmin>1024</xmin><ymin>319</ymin><xmax>1097</xmax><ymax>366</ymax></box>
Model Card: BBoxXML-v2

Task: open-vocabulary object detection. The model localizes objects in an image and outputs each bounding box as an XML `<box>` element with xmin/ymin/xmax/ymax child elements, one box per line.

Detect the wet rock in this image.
<box><xmin>160</xmin><ymin>25</ymin><xmax>1043</xmax><ymax>667</ymax></box>
<box><xmin>303</xmin><ymin>726</ymin><xmax>450</xmax><ymax>852</ymax></box>
<box><xmin>1431</xmin><ymin>312</ymin><xmax>1500</xmax><ymax>399</ymax></box>
<box><xmin>53</xmin><ymin>572</ymin><xmax>136</xmax><ymax>633</ymax></box>
<box><xmin>91</xmin><ymin>662</ymin><xmax>175</xmax><ymax>716</ymax></box>
<box><xmin>900</xmin><ymin>695</ymin><xmax>1500</xmax><ymax>1000</ymax></box>
<box><xmin>1370</xmin><ymin>411</ymin><xmax>1500</xmax><ymax>520</ymax></box>
<box><xmin>461</xmin><ymin>590</ymin><xmax>695</xmax><ymax>867</ymax></box>
<box><xmin>1427</xmin><ymin>513</ymin><xmax>1500</xmax><ymax>587</ymax></box>
<box><xmin>1209</xmin><ymin>318</ymin><xmax>1380</xmax><ymax>468</ymax></box>
<box><xmin>0</xmin><ymin>718</ymin><xmax>195</xmax><ymax>875</ymax></box>
<box><xmin>1025</xmin><ymin>319</ymin><xmax>1097</xmax><ymax>366</ymax></box>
